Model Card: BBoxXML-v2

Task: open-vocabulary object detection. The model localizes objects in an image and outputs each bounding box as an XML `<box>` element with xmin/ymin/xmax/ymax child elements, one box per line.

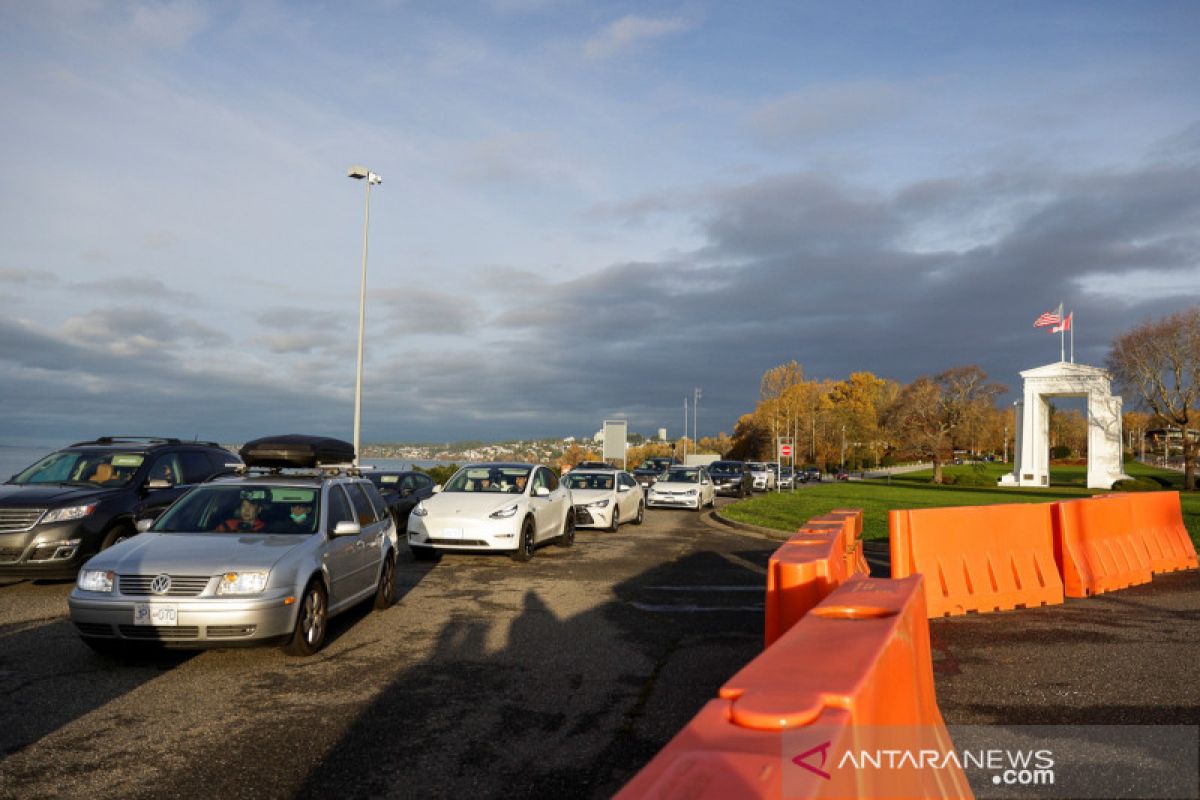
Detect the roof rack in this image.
<box><xmin>235</xmin><ymin>464</ymin><xmax>364</xmax><ymax>478</ymax></box>
<box><xmin>70</xmin><ymin>436</ymin><xmax>183</xmax><ymax>447</ymax></box>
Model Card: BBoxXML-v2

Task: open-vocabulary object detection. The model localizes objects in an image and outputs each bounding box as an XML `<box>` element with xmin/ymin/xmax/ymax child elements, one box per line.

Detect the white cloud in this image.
<box><xmin>126</xmin><ymin>0</ymin><xmax>209</xmax><ymax>48</ymax></box>
<box><xmin>583</xmin><ymin>15</ymin><xmax>691</xmax><ymax>60</ymax></box>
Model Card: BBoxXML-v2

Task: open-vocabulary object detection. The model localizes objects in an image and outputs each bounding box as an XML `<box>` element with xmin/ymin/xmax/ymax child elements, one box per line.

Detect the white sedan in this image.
<box><xmin>407</xmin><ymin>463</ymin><xmax>574</xmax><ymax>562</ymax></box>
<box><xmin>645</xmin><ymin>466</ymin><xmax>716</xmax><ymax>511</ymax></box>
<box><xmin>562</xmin><ymin>469</ymin><xmax>645</xmax><ymax>531</ymax></box>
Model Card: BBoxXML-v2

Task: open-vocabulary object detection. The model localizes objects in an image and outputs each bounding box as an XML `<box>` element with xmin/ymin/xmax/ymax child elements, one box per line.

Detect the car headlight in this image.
<box><xmin>411</xmin><ymin>502</ymin><xmax>429</xmax><ymax>517</ymax></box>
<box><xmin>216</xmin><ymin>571</ymin><xmax>269</xmax><ymax>595</ymax></box>
<box><xmin>490</xmin><ymin>503</ymin><xmax>519</xmax><ymax>519</ymax></box>
<box><xmin>587</xmin><ymin>498</ymin><xmax>610</xmax><ymax>508</ymax></box>
<box><xmin>42</xmin><ymin>503</ymin><xmax>98</xmax><ymax>524</ymax></box>
<box><xmin>682</xmin><ymin>489</ymin><xmax>697</xmax><ymax>496</ymax></box>
<box><xmin>77</xmin><ymin>569</ymin><xmax>114</xmax><ymax>592</ymax></box>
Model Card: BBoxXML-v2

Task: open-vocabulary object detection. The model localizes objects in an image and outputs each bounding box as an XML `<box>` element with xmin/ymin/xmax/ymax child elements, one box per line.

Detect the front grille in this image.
<box><xmin>0</xmin><ymin>546</ymin><xmax>25</xmax><ymax>563</ymax></box>
<box><xmin>118</xmin><ymin>625</ymin><xmax>201</xmax><ymax>640</ymax></box>
<box><xmin>429</xmin><ymin>538</ymin><xmax>488</xmax><ymax>546</ymax></box>
<box><xmin>118</xmin><ymin>575</ymin><xmax>211</xmax><ymax>597</ymax></box>
<box><xmin>0</xmin><ymin>508</ymin><xmax>44</xmax><ymax>532</ymax></box>
<box><xmin>206</xmin><ymin>625</ymin><xmax>257</xmax><ymax>638</ymax></box>
<box><xmin>75</xmin><ymin>622</ymin><xmax>114</xmax><ymax>637</ymax></box>
<box><xmin>574</xmin><ymin>507</ymin><xmax>595</xmax><ymax>525</ymax></box>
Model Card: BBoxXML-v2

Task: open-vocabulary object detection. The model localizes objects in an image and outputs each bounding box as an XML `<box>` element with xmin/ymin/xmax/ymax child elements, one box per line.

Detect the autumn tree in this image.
<box><xmin>558</xmin><ymin>443</ymin><xmax>601</xmax><ymax>471</ymax></box>
<box><xmin>1108</xmin><ymin>307</ymin><xmax>1200</xmax><ymax>489</ymax></box>
<box><xmin>882</xmin><ymin>366</ymin><xmax>1006</xmax><ymax>483</ymax></box>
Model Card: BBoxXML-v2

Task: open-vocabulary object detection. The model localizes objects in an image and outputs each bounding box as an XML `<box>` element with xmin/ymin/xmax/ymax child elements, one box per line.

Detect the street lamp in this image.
<box><xmin>347</xmin><ymin>165</ymin><xmax>382</xmax><ymax>466</ymax></box>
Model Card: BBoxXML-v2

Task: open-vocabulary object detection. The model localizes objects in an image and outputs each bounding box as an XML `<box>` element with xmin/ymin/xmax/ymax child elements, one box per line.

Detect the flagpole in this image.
<box><xmin>1060</xmin><ymin>322</ymin><xmax>1065</xmax><ymax>362</ymax></box>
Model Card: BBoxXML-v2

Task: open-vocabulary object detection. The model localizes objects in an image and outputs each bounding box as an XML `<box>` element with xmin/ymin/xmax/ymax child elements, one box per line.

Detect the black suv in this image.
<box><xmin>632</xmin><ymin>456</ymin><xmax>678</xmax><ymax>489</ymax></box>
<box><xmin>0</xmin><ymin>437</ymin><xmax>241</xmax><ymax>579</ymax></box>
<box><xmin>363</xmin><ymin>469</ymin><xmax>437</xmax><ymax>532</ymax></box>
<box><xmin>706</xmin><ymin>460</ymin><xmax>754</xmax><ymax>498</ymax></box>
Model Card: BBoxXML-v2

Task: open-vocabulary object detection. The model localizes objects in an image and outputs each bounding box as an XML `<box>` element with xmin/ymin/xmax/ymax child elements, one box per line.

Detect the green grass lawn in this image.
<box><xmin>720</xmin><ymin>461</ymin><xmax>1200</xmax><ymax>548</ymax></box>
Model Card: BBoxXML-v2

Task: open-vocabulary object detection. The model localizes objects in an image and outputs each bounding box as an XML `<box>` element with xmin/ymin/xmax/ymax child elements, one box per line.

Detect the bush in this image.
<box><xmin>417</xmin><ymin>463</ymin><xmax>459</xmax><ymax>485</ymax></box>
<box><xmin>880</xmin><ymin>454</ymin><xmax>896</xmax><ymax>467</ymax></box>
<box><xmin>1147</xmin><ymin>475</ymin><xmax>1174</xmax><ymax>488</ymax></box>
<box><xmin>1050</xmin><ymin>445</ymin><xmax>1072</xmax><ymax>459</ymax></box>
<box><xmin>1111</xmin><ymin>478</ymin><xmax>1160</xmax><ymax>492</ymax></box>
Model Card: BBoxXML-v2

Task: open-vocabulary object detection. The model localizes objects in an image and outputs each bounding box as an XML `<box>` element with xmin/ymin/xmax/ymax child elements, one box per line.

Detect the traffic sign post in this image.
<box><xmin>777</xmin><ymin>437</ymin><xmax>795</xmax><ymax>492</ymax></box>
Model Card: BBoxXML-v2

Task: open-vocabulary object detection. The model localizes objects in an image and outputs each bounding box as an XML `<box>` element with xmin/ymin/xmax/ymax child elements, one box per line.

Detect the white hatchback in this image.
<box><xmin>645</xmin><ymin>466</ymin><xmax>716</xmax><ymax>511</ymax></box>
<box><xmin>562</xmin><ymin>469</ymin><xmax>645</xmax><ymax>531</ymax></box>
<box><xmin>406</xmin><ymin>463</ymin><xmax>574</xmax><ymax>562</ymax></box>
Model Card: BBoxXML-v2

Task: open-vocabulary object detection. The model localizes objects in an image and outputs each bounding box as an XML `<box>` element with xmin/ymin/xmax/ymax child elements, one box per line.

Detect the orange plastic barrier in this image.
<box><xmin>890</xmin><ymin>503</ymin><xmax>1063</xmax><ymax>617</ymax></box>
<box><xmin>811</xmin><ymin>509</ymin><xmax>869</xmax><ymax>576</ymax></box>
<box><xmin>763</xmin><ymin>529</ymin><xmax>847</xmax><ymax>648</ymax></box>
<box><xmin>616</xmin><ymin>576</ymin><xmax>970</xmax><ymax>799</ymax></box>
<box><xmin>1123</xmin><ymin>492</ymin><xmax>1198</xmax><ymax>574</ymax></box>
<box><xmin>1052</xmin><ymin>495</ymin><xmax>1154</xmax><ymax>597</ymax></box>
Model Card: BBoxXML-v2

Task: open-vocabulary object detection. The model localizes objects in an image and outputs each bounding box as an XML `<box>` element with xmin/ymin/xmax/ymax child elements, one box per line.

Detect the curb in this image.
<box><xmin>707</xmin><ymin>508</ymin><xmax>795</xmax><ymax>541</ymax></box>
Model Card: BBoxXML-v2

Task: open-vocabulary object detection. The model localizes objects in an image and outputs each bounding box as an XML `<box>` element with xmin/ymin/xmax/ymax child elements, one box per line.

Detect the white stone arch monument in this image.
<box><xmin>999</xmin><ymin>362</ymin><xmax>1131</xmax><ymax>490</ymax></box>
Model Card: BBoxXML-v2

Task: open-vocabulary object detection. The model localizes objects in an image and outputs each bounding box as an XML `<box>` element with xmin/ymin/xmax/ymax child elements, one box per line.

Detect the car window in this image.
<box><xmin>345</xmin><ymin>483</ymin><xmax>380</xmax><ymax>525</ymax></box>
<box><xmin>147</xmin><ymin>453</ymin><xmax>182</xmax><ymax>484</ymax></box>
<box><xmin>326</xmin><ymin>486</ymin><xmax>355</xmax><ymax>529</ymax></box>
<box><xmin>360</xmin><ymin>481</ymin><xmax>389</xmax><ymax>520</ymax></box>
<box><xmin>179</xmin><ymin>451</ymin><xmax>213</xmax><ymax>483</ymax></box>
<box><xmin>620</xmin><ymin>474</ymin><xmax>637</xmax><ymax>489</ymax></box>
<box><xmin>399</xmin><ymin>475</ymin><xmax>417</xmax><ymax>491</ymax></box>
<box><xmin>663</xmin><ymin>468</ymin><xmax>700</xmax><ymax>483</ymax></box>
<box><xmin>530</xmin><ymin>468</ymin><xmax>549</xmax><ymax>493</ymax></box>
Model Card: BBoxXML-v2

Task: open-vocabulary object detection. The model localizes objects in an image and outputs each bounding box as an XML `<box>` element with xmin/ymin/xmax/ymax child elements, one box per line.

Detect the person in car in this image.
<box><xmin>286</xmin><ymin>501</ymin><xmax>314</xmax><ymax>532</ymax></box>
<box><xmin>216</xmin><ymin>498</ymin><xmax>266</xmax><ymax>533</ymax></box>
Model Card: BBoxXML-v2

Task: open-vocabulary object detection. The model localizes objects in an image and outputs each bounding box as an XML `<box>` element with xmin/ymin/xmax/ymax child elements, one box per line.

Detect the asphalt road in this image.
<box><xmin>2</xmin><ymin>500</ymin><xmax>1196</xmax><ymax>800</ymax></box>
<box><xmin>0</xmin><ymin>498</ymin><xmax>776</xmax><ymax>800</ymax></box>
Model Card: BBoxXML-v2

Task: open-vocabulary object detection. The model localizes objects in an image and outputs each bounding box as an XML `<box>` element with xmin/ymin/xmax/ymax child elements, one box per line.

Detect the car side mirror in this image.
<box><xmin>533</xmin><ymin>487</ymin><xmax>550</xmax><ymax>498</ymax></box>
<box><xmin>332</xmin><ymin>520</ymin><xmax>362</xmax><ymax>537</ymax></box>
<box><xmin>136</xmin><ymin>519</ymin><xmax>154</xmax><ymax>533</ymax></box>
<box><xmin>617</xmin><ymin>485</ymin><xmax>630</xmax><ymax>493</ymax></box>
<box><xmin>145</xmin><ymin>479</ymin><xmax>172</xmax><ymax>490</ymax></box>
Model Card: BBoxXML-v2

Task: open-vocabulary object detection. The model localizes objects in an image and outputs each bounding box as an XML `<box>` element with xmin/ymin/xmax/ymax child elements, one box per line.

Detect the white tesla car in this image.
<box><xmin>406</xmin><ymin>463</ymin><xmax>574</xmax><ymax>562</ymax></box>
<box><xmin>562</xmin><ymin>469</ymin><xmax>645</xmax><ymax>531</ymax></box>
<box><xmin>645</xmin><ymin>466</ymin><xmax>716</xmax><ymax>511</ymax></box>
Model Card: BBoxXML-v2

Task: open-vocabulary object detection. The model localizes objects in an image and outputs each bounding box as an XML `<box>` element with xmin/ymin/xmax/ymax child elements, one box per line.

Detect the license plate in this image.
<box><xmin>133</xmin><ymin>603</ymin><xmax>178</xmax><ymax>626</ymax></box>
<box><xmin>440</xmin><ymin>527</ymin><xmax>464</xmax><ymax>540</ymax></box>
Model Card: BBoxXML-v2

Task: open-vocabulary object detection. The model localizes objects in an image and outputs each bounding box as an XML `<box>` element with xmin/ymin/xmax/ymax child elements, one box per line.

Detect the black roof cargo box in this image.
<box><xmin>239</xmin><ymin>435</ymin><xmax>355</xmax><ymax>468</ymax></box>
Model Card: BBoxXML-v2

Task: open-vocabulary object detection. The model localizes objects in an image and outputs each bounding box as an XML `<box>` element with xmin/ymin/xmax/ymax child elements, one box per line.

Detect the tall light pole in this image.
<box><xmin>347</xmin><ymin>165</ymin><xmax>382</xmax><ymax>466</ymax></box>
<box><xmin>693</xmin><ymin>387</ymin><xmax>702</xmax><ymax>453</ymax></box>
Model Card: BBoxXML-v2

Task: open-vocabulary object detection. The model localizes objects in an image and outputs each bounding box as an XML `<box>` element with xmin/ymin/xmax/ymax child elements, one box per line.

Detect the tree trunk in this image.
<box><xmin>931</xmin><ymin>454</ymin><xmax>943</xmax><ymax>484</ymax></box>
<box><xmin>1183</xmin><ymin>435</ymin><xmax>1196</xmax><ymax>491</ymax></box>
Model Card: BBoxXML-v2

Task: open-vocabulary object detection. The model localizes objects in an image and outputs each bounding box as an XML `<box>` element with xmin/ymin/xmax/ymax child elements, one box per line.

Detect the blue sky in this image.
<box><xmin>2</xmin><ymin>1</ymin><xmax>1198</xmax><ymax>447</ymax></box>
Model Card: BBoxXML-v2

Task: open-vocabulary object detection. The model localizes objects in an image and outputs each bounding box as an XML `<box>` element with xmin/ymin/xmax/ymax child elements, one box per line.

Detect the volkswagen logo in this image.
<box><xmin>150</xmin><ymin>574</ymin><xmax>172</xmax><ymax>594</ymax></box>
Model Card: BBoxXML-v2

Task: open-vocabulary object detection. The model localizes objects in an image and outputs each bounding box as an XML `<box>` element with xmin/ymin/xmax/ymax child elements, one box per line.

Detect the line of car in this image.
<box><xmin>1</xmin><ymin>437</ymin><xmax>779</xmax><ymax>659</ymax></box>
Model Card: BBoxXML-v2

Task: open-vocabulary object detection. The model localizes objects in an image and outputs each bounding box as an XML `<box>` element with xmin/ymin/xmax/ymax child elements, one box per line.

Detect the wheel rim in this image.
<box><xmin>381</xmin><ymin>557</ymin><xmax>395</xmax><ymax>601</ymax></box>
<box><xmin>524</xmin><ymin>524</ymin><xmax>534</xmax><ymax>555</ymax></box>
<box><xmin>637</xmin><ymin>503</ymin><xmax>644</xmax><ymax>523</ymax></box>
<box><xmin>302</xmin><ymin>587</ymin><xmax>325</xmax><ymax>645</ymax></box>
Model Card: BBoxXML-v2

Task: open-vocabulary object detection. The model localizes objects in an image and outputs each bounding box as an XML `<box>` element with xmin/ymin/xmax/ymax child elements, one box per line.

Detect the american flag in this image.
<box><xmin>1033</xmin><ymin>303</ymin><xmax>1063</xmax><ymax>327</ymax></box>
<box><xmin>1051</xmin><ymin>312</ymin><xmax>1072</xmax><ymax>334</ymax></box>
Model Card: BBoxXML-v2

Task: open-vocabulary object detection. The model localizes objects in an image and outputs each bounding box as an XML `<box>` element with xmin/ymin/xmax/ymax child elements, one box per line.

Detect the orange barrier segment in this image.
<box><xmin>811</xmin><ymin>509</ymin><xmax>869</xmax><ymax>576</ymax></box>
<box><xmin>1123</xmin><ymin>492</ymin><xmax>1198</xmax><ymax>574</ymax></box>
<box><xmin>617</xmin><ymin>576</ymin><xmax>971</xmax><ymax>799</ymax></box>
<box><xmin>763</xmin><ymin>529</ymin><xmax>847</xmax><ymax>648</ymax></box>
<box><xmin>890</xmin><ymin>503</ymin><xmax>1063</xmax><ymax>617</ymax></box>
<box><xmin>1052</xmin><ymin>495</ymin><xmax>1153</xmax><ymax>597</ymax></box>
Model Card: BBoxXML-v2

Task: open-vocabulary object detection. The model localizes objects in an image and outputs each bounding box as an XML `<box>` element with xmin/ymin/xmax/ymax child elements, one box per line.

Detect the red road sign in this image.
<box><xmin>780</xmin><ymin>444</ymin><xmax>793</xmax><ymax>457</ymax></box>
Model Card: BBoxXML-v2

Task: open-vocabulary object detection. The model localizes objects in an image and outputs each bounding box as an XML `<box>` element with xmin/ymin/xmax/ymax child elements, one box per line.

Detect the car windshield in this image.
<box><xmin>564</xmin><ymin>473</ymin><xmax>615</xmax><ymax>491</ymax></box>
<box><xmin>662</xmin><ymin>468</ymin><xmax>700</xmax><ymax>483</ymax></box>
<box><xmin>443</xmin><ymin>466</ymin><xmax>532</xmax><ymax>494</ymax></box>
<box><xmin>9</xmin><ymin>450</ymin><xmax>144</xmax><ymax>487</ymax></box>
<box><xmin>709</xmin><ymin>462</ymin><xmax>739</xmax><ymax>473</ymax></box>
<box><xmin>747</xmin><ymin>463</ymin><xmax>766</xmax><ymax>471</ymax></box>
<box><xmin>153</xmin><ymin>485</ymin><xmax>322</xmax><ymax>534</ymax></box>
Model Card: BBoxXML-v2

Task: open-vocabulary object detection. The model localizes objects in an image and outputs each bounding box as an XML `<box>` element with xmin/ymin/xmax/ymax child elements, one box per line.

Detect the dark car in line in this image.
<box><xmin>0</xmin><ymin>437</ymin><xmax>242</xmax><ymax>580</ymax></box>
<box><xmin>632</xmin><ymin>457</ymin><xmax>678</xmax><ymax>490</ymax></box>
<box><xmin>364</xmin><ymin>470</ymin><xmax>438</xmax><ymax>531</ymax></box>
<box><xmin>705</xmin><ymin>460</ymin><xmax>754</xmax><ymax>498</ymax></box>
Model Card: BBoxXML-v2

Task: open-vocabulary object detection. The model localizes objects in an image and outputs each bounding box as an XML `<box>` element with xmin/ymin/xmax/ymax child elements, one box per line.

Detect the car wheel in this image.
<box><xmin>607</xmin><ymin>504</ymin><xmax>620</xmax><ymax>532</ymax></box>
<box><xmin>284</xmin><ymin>579</ymin><xmax>328</xmax><ymax>657</ymax></box>
<box><xmin>100</xmin><ymin>523</ymin><xmax>135</xmax><ymax>551</ymax></box>
<box><xmin>511</xmin><ymin>518</ymin><xmax>536</xmax><ymax>562</ymax></box>
<box><xmin>633</xmin><ymin>501</ymin><xmax>645</xmax><ymax>525</ymax></box>
<box><xmin>373</xmin><ymin>552</ymin><xmax>396</xmax><ymax>610</ymax></box>
<box><xmin>557</xmin><ymin>512</ymin><xmax>576</xmax><ymax>547</ymax></box>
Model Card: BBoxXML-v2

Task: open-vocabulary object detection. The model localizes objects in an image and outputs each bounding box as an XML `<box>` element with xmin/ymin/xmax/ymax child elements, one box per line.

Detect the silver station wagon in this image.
<box><xmin>68</xmin><ymin>459</ymin><xmax>399</xmax><ymax>657</ymax></box>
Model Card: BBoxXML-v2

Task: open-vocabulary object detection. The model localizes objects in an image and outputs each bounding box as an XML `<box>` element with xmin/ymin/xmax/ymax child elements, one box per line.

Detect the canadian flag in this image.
<box><xmin>1051</xmin><ymin>312</ymin><xmax>1072</xmax><ymax>334</ymax></box>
